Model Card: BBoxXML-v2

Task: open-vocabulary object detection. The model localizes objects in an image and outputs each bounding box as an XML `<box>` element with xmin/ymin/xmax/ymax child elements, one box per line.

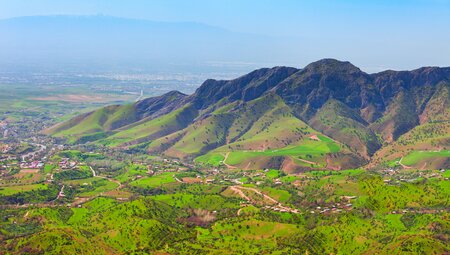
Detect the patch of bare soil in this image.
<box><xmin>309</xmin><ymin>134</ymin><xmax>321</xmax><ymax>141</ymax></box>
<box><xmin>19</xmin><ymin>169</ymin><xmax>40</xmax><ymax>173</ymax></box>
<box><xmin>182</xmin><ymin>177</ymin><xmax>202</xmax><ymax>183</ymax></box>
<box><xmin>179</xmin><ymin>209</ymin><xmax>216</xmax><ymax>227</ymax></box>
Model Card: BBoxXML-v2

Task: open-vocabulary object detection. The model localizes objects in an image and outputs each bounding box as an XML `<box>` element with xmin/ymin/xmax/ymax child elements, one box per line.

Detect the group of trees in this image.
<box><xmin>53</xmin><ymin>168</ymin><xmax>92</xmax><ymax>181</ymax></box>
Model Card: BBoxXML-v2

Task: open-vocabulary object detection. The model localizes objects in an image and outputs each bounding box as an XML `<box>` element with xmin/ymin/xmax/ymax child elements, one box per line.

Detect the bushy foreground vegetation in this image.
<box><xmin>1</xmin><ymin>166</ymin><xmax>449</xmax><ymax>255</ymax></box>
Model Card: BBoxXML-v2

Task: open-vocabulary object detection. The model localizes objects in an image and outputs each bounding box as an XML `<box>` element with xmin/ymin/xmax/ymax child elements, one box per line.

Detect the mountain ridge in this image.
<box><xmin>46</xmin><ymin>59</ymin><xmax>450</xmax><ymax>171</ymax></box>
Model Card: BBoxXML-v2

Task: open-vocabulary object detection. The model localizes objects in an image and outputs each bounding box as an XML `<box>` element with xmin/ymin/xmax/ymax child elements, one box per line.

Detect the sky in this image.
<box><xmin>1</xmin><ymin>0</ymin><xmax>450</xmax><ymax>72</ymax></box>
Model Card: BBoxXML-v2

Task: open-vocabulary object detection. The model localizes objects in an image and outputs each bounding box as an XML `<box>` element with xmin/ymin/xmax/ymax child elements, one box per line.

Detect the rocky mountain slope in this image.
<box><xmin>46</xmin><ymin>59</ymin><xmax>450</xmax><ymax>171</ymax></box>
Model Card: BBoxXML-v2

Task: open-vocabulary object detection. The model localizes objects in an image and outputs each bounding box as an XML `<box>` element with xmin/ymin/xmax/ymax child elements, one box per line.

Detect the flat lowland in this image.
<box><xmin>32</xmin><ymin>94</ymin><xmax>107</xmax><ymax>102</ymax></box>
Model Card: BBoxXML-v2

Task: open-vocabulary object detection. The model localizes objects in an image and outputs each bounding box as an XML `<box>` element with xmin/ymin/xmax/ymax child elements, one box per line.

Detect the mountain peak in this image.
<box><xmin>304</xmin><ymin>58</ymin><xmax>361</xmax><ymax>74</ymax></box>
<box><xmin>48</xmin><ymin>60</ymin><xmax>450</xmax><ymax>170</ymax></box>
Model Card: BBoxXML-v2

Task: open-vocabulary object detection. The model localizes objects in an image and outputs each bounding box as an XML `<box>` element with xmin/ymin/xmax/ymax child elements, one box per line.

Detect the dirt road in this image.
<box><xmin>223</xmin><ymin>152</ymin><xmax>237</xmax><ymax>169</ymax></box>
<box><xmin>230</xmin><ymin>185</ymin><xmax>300</xmax><ymax>214</ymax></box>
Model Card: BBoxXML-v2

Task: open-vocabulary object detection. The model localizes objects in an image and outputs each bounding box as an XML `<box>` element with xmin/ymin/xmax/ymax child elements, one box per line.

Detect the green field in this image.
<box><xmin>194</xmin><ymin>153</ymin><xmax>225</xmax><ymax>166</ymax></box>
<box><xmin>223</xmin><ymin>135</ymin><xmax>339</xmax><ymax>165</ymax></box>
<box><xmin>129</xmin><ymin>172</ymin><xmax>176</xmax><ymax>188</ymax></box>
<box><xmin>266</xmin><ymin>169</ymin><xmax>281</xmax><ymax>179</ymax></box>
<box><xmin>261</xmin><ymin>187</ymin><xmax>291</xmax><ymax>202</ymax></box>
<box><xmin>195</xmin><ymin>135</ymin><xmax>340</xmax><ymax>168</ymax></box>
<box><xmin>0</xmin><ymin>183</ymin><xmax>49</xmax><ymax>196</ymax></box>
<box><xmin>114</xmin><ymin>164</ymin><xmax>148</xmax><ymax>183</ymax></box>
<box><xmin>402</xmin><ymin>150</ymin><xmax>450</xmax><ymax>166</ymax></box>
<box><xmin>64</xmin><ymin>177</ymin><xmax>119</xmax><ymax>197</ymax></box>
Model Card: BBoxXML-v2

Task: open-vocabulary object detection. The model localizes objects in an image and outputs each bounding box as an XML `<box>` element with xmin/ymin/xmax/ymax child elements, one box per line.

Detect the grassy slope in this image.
<box><xmin>401</xmin><ymin>150</ymin><xmax>450</xmax><ymax>166</ymax></box>
<box><xmin>98</xmin><ymin>104</ymin><xmax>198</xmax><ymax>147</ymax></box>
<box><xmin>195</xmin><ymin>95</ymin><xmax>345</xmax><ymax>170</ymax></box>
<box><xmin>47</xmin><ymin>104</ymin><xmax>137</xmax><ymax>143</ymax></box>
<box><xmin>166</xmin><ymin>114</ymin><xmax>232</xmax><ymax>157</ymax></box>
<box><xmin>159</xmin><ymin>94</ymin><xmax>289</xmax><ymax>158</ymax></box>
<box><xmin>370</xmin><ymin>84</ymin><xmax>449</xmax><ymax>169</ymax></box>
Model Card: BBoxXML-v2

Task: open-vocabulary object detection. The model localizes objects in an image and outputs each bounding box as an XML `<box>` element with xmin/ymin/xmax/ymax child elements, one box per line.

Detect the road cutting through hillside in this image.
<box><xmin>297</xmin><ymin>158</ymin><xmax>317</xmax><ymax>165</ymax></box>
<box><xmin>229</xmin><ymin>186</ymin><xmax>251</xmax><ymax>201</ymax></box>
<box><xmin>398</xmin><ymin>157</ymin><xmax>412</xmax><ymax>169</ymax></box>
<box><xmin>236</xmin><ymin>186</ymin><xmax>278</xmax><ymax>204</ymax></box>
<box><xmin>89</xmin><ymin>166</ymin><xmax>123</xmax><ymax>190</ymax></box>
<box><xmin>223</xmin><ymin>152</ymin><xmax>237</xmax><ymax>169</ymax></box>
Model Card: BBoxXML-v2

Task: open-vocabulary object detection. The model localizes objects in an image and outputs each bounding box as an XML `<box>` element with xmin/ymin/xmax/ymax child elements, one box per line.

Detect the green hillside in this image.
<box><xmin>148</xmin><ymin>94</ymin><xmax>356</xmax><ymax>170</ymax></box>
<box><xmin>46</xmin><ymin>61</ymin><xmax>450</xmax><ymax>170</ymax></box>
<box><xmin>46</xmin><ymin>104</ymin><xmax>138</xmax><ymax>143</ymax></box>
<box><xmin>195</xmin><ymin>96</ymin><xmax>346</xmax><ymax>170</ymax></box>
<box><xmin>371</xmin><ymin>121</ymin><xmax>450</xmax><ymax>168</ymax></box>
<box><xmin>99</xmin><ymin>104</ymin><xmax>198</xmax><ymax>147</ymax></box>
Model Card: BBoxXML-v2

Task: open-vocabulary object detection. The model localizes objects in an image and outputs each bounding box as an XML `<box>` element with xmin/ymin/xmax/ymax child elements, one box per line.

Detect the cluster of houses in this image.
<box><xmin>263</xmin><ymin>204</ymin><xmax>300</xmax><ymax>214</ymax></box>
<box><xmin>382</xmin><ymin>168</ymin><xmax>449</xmax><ymax>184</ymax></box>
<box><xmin>20</xmin><ymin>160</ymin><xmax>44</xmax><ymax>169</ymax></box>
<box><xmin>220</xmin><ymin>169</ymin><xmax>286</xmax><ymax>186</ymax></box>
<box><xmin>58</xmin><ymin>158</ymin><xmax>77</xmax><ymax>169</ymax></box>
<box><xmin>310</xmin><ymin>197</ymin><xmax>356</xmax><ymax>215</ymax></box>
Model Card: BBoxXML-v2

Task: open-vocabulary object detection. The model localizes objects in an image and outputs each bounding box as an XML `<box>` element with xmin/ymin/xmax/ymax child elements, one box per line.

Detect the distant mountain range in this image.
<box><xmin>0</xmin><ymin>15</ymin><xmax>296</xmax><ymax>72</ymax></box>
<box><xmin>46</xmin><ymin>59</ymin><xmax>450</xmax><ymax>171</ymax></box>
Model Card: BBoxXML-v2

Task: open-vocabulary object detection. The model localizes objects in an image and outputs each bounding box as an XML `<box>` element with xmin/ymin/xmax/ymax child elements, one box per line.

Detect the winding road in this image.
<box><xmin>222</xmin><ymin>152</ymin><xmax>237</xmax><ymax>169</ymax></box>
<box><xmin>89</xmin><ymin>166</ymin><xmax>122</xmax><ymax>190</ymax></box>
<box><xmin>398</xmin><ymin>157</ymin><xmax>412</xmax><ymax>169</ymax></box>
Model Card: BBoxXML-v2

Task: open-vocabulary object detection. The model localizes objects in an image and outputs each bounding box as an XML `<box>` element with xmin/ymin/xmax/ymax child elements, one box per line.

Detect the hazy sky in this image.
<box><xmin>1</xmin><ymin>0</ymin><xmax>450</xmax><ymax>71</ymax></box>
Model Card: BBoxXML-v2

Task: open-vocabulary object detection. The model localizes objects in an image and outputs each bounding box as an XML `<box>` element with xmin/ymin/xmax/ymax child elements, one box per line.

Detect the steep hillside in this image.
<box><xmin>47</xmin><ymin>59</ymin><xmax>450</xmax><ymax>170</ymax></box>
<box><xmin>309</xmin><ymin>99</ymin><xmax>381</xmax><ymax>158</ymax></box>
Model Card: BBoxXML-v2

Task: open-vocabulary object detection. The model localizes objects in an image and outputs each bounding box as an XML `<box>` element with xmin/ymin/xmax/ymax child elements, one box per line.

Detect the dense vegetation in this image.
<box><xmin>1</xmin><ymin>166</ymin><xmax>449</xmax><ymax>254</ymax></box>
